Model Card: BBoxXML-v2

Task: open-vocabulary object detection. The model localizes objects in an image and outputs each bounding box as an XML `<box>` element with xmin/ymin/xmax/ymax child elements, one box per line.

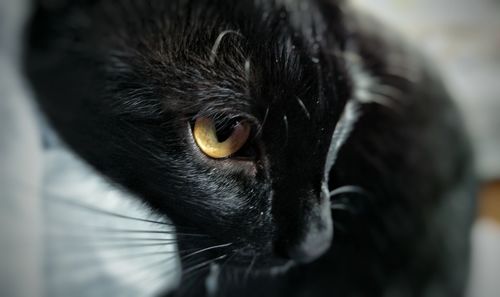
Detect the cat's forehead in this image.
<box><xmin>101</xmin><ymin>0</ymin><xmax>335</xmax><ymax>122</ymax></box>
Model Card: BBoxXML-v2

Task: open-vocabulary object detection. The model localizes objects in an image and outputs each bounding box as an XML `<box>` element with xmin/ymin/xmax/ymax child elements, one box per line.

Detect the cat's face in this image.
<box><xmin>29</xmin><ymin>0</ymin><xmax>348</xmax><ymax>271</ymax></box>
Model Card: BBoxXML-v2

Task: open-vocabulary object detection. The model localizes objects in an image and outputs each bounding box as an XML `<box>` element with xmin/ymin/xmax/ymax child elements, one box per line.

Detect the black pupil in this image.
<box><xmin>214</xmin><ymin>119</ymin><xmax>238</xmax><ymax>142</ymax></box>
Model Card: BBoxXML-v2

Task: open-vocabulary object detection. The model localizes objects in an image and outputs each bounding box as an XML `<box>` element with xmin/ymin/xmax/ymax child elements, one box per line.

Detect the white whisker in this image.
<box><xmin>296</xmin><ymin>96</ymin><xmax>311</xmax><ymax>119</ymax></box>
<box><xmin>210</xmin><ymin>30</ymin><xmax>242</xmax><ymax>64</ymax></box>
<box><xmin>329</xmin><ymin>185</ymin><xmax>368</xmax><ymax>199</ymax></box>
<box><xmin>47</xmin><ymin>196</ymin><xmax>173</xmax><ymax>227</ymax></box>
<box><xmin>254</xmin><ymin>107</ymin><xmax>270</xmax><ymax>138</ymax></box>
<box><xmin>283</xmin><ymin>115</ymin><xmax>289</xmax><ymax>148</ymax></box>
<box><xmin>243</xmin><ymin>255</ymin><xmax>257</xmax><ymax>283</ymax></box>
<box><xmin>183</xmin><ymin>254</ymin><xmax>228</xmax><ymax>279</ymax></box>
<box><xmin>180</xmin><ymin>243</ymin><xmax>233</xmax><ymax>262</ymax></box>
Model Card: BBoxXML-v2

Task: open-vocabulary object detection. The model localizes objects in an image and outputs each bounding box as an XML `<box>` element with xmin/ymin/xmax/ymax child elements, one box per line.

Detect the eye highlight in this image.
<box><xmin>193</xmin><ymin>117</ymin><xmax>252</xmax><ymax>159</ymax></box>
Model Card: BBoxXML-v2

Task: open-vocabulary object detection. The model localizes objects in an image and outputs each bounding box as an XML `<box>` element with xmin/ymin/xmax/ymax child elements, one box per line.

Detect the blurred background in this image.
<box><xmin>352</xmin><ymin>0</ymin><xmax>500</xmax><ymax>180</ymax></box>
<box><xmin>1</xmin><ymin>0</ymin><xmax>499</xmax><ymax>296</ymax></box>
<box><xmin>352</xmin><ymin>1</ymin><xmax>500</xmax><ymax>296</ymax></box>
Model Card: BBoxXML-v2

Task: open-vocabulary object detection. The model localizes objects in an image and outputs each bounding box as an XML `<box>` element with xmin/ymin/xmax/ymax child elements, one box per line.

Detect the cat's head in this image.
<box><xmin>28</xmin><ymin>0</ymin><xmax>349</xmax><ymax>271</ymax></box>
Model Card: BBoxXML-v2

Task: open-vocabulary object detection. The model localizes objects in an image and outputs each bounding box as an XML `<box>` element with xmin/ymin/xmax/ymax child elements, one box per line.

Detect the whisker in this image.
<box><xmin>330</xmin><ymin>185</ymin><xmax>371</xmax><ymax>215</ymax></box>
<box><xmin>47</xmin><ymin>223</ymin><xmax>207</xmax><ymax>239</ymax></box>
<box><xmin>220</xmin><ymin>250</ymin><xmax>237</xmax><ymax>272</ymax></box>
<box><xmin>47</xmin><ymin>227</ymin><xmax>207</xmax><ymax>242</ymax></box>
<box><xmin>83</xmin><ymin>228</ymin><xmax>174</xmax><ymax>235</ymax></box>
<box><xmin>329</xmin><ymin>185</ymin><xmax>375</xmax><ymax>218</ymax></box>
<box><xmin>49</xmin><ymin>240</ymin><xmax>205</xmax><ymax>260</ymax></box>
<box><xmin>210</xmin><ymin>30</ymin><xmax>242</xmax><ymax>64</ymax></box>
<box><xmin>173</xmin><ymin>242</ymin><xmax>233</xmax><ymax>287</ymax></box>
<box><xmin>47</xmin><ymin>196</ymin><xmax>173</xmax><ymax>227</ymax></box>
<box><xmin>331</xmin><ymin>203</ymin><xmax>352</xmax><ymax>211</ymax></box>
<box><xmin>331</xmin><ymin>203</ymin><xmax>357</xmax><ymax>214</ymax></box>
<box><xmin>243</xmin><ymin>255</ymin><xmax>256</xmax><ymax>284</ymax></box>
<box><xmin>218</xmin><ymin>250</ymin><xmax>238</xmax><ymax>286</ymax></box>
<box><xmin>48</xmin><ymin>250</ymin><xmax>177</xmax><ymax>283</ymax></box>
<box><xmin>282</xmin><ymin>115</ymin><xmax>289</xmax><ymax>148</ymax></box>
<box><xmin>363</xmin><ymin>93</ymin><xmax>395</xmax><ymax>108</ymax></box>
<box><xmin>370</xmin><ymin>84</ymin><xmax>404</xmax><ymax>101</ymax></box>
<box><xmin>52</xmin><ymin>250</ymin><xmax>179</xmax><ymax>264</ymax></box>
<box><xmin>182</xmin><ymin>254</ymin><xmax>228</xmax><ymax>278</ymax></box>
<box><xmin>296</xmin><ymin>96</ymin><xmax>311</xmax><ymax>119</ymax></box>
<box><xmin>53</xmin><ymin>241</ymin><xmax>204</xmax><ymax>259</ymax></box>
<box><xmin>254</xmin><ymin>107</ymin><xmax>270</xmax><ymax>138</ymax></box>
<box><xmin>127</xmin><ymin>265</ymin><xmax>179</xmax><ymax>296</ymax></box>
<box><xmin>84</xmin><ymin>255</ymin><xmax>178</xmax><ymax>296</ymax></box>
<box><xmin>60</xmin><ymin>227</ymin><xmax>201</xmax><ymax>237</ymax></box>
<box><xmin>180</xmin><ymin>243</ymin><xmax>233</xmax><ymax>262</ymax></box>
<box><xmin>114</xmin><ymin>257</ymin><xmax>177</xmax><ymax>284</ymax></box>
<box><xmin>48</xmin><ymin>255</ymin><xmax>179</xmax><ymax>284</ymax></box>
<box><xmin>46</xmin><ymin>235</ymin><xmax>178</xmax><ymax>242</ymax></box>
<box><xmin>177</xmin><ymin>266</ymin><xmax>207</xmax><ymax>297</ymax></box>
<box><xmin>383</xmin><ymin>67</ymin><xmax>418</xmax><ymax>84</ymax></box>
<box><xmin>49</xmin><ymin>242</ymin><xmax>175</xmax><ymax>254</ymax></box>
<box><xmin>329</xmin><ymin>185</ymin><xmax>369</xmax><ymax>199</ymax></box>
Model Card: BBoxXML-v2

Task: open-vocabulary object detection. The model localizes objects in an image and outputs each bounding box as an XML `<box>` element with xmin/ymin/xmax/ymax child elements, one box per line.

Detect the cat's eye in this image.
<box><xmin>193</xmin><ymin>117</ymin><xmax>252</xmax><ymax>159</ymax></box>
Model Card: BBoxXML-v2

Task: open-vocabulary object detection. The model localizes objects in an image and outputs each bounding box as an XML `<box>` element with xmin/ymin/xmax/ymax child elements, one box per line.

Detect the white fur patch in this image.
<box><xmin>323</xmin><ymin>100</ymin><xmax>360</xmax><ymax>191</ymax></box>
<box><xmin>43</xmin><ymin>140</ymin><xmax>181</xmax><ymax>297</ymax></box>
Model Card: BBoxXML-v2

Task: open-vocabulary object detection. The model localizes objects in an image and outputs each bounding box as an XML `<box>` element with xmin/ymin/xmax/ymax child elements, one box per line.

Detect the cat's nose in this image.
<box><xmin>287</xmin><ymin>199</ymin><xmax>333</xmax><ymax>264</ymax></box>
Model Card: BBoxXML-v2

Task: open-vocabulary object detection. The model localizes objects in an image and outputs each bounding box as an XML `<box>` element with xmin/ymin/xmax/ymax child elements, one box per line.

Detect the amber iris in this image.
<box><xmin>193</xmin><ymin>117</ymin><xmax>251</xmax><ymax>159</ymax></box>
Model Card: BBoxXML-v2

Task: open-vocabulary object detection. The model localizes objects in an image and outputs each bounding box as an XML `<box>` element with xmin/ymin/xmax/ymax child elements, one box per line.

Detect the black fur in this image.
<box><xmin>25</xmin><ymin>0</ymin><xmax>476</xmax><ymax>296</ymax></box>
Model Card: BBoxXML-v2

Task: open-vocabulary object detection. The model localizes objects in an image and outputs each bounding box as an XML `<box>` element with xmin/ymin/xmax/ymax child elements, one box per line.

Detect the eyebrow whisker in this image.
<box><xmin>210</xmin><ymin>30</ymin><xmax>243</xmax><ymax>64</ymax></box>
<box><xmin>282</xmin><ymin>114</ymin><xmax>289</xmax><ymax>148</ymax></box>
<box><xmin>329</xmin><ymin>185</ymin><xmax>369</xmax><ymax>199</ymax></box>
<box><xmin>254</xmin><ymin>107</ymin><xmax>270</xmax><ymax>139</ymax></box>
<box><xmin>296</xmin><ymin>96</ymin><xmax>311</xmax><ymax>119</ymax></box>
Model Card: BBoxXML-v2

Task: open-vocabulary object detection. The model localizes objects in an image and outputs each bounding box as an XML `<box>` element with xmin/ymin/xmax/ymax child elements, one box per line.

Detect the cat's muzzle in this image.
<box><xmin>287</xmin><ymin>194</ymin><xmax>333</xmax><ymax>264</ymax></box>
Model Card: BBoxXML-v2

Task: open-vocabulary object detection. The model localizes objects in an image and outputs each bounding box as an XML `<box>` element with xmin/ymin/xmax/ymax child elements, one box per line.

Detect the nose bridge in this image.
<box><xmin>271</xmin><ymin>162</ymin><xmax>333</xmax><ymax>263</ymax></box>
<box><xmin>266</xmin><ymin>115</ymin><xmax>334</xmax><ymax>261</ymax></box>
<box><xmin>289</xmin><ymin>191</ymin><xmax>333</xmax><ymax>263</ymax></box>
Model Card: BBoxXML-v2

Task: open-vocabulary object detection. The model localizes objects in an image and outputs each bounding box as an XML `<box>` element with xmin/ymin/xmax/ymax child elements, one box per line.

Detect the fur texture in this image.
<box><xmin>26</xmin><ymin>0</ymin><xmax>476</xmax><ymax>296</ymax></box>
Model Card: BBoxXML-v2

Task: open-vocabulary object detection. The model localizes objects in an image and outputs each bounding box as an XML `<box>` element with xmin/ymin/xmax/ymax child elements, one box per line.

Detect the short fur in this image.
<box><xmin>25</xmin><ymin>0</ymin><xmax>476</xmax><ymax>296</ymax></box>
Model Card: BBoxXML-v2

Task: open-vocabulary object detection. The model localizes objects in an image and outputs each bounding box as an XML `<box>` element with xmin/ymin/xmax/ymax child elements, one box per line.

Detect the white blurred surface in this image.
<box><xmin>468</xmin><ymin>220</ymin><xmax>500</xmax><ymax>297</ymax></box>
<box><xmin>0</xmin><ymin>0</ymin><xmax>42</xmax><ymax>296</ymax></box>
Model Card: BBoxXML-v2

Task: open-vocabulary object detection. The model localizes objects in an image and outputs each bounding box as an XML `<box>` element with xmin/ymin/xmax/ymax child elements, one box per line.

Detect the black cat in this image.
<box><xmin>25</xmin><ymin>0</ymin><xmax>476</xmax><ymax>296</ymax></box>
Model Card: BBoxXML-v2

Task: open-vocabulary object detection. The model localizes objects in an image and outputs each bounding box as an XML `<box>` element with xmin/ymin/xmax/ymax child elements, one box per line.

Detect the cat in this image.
<box><xmin>25</xmin><ymin>0</ymin><xmax>476</xmax><ymax>296</ymax></box>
